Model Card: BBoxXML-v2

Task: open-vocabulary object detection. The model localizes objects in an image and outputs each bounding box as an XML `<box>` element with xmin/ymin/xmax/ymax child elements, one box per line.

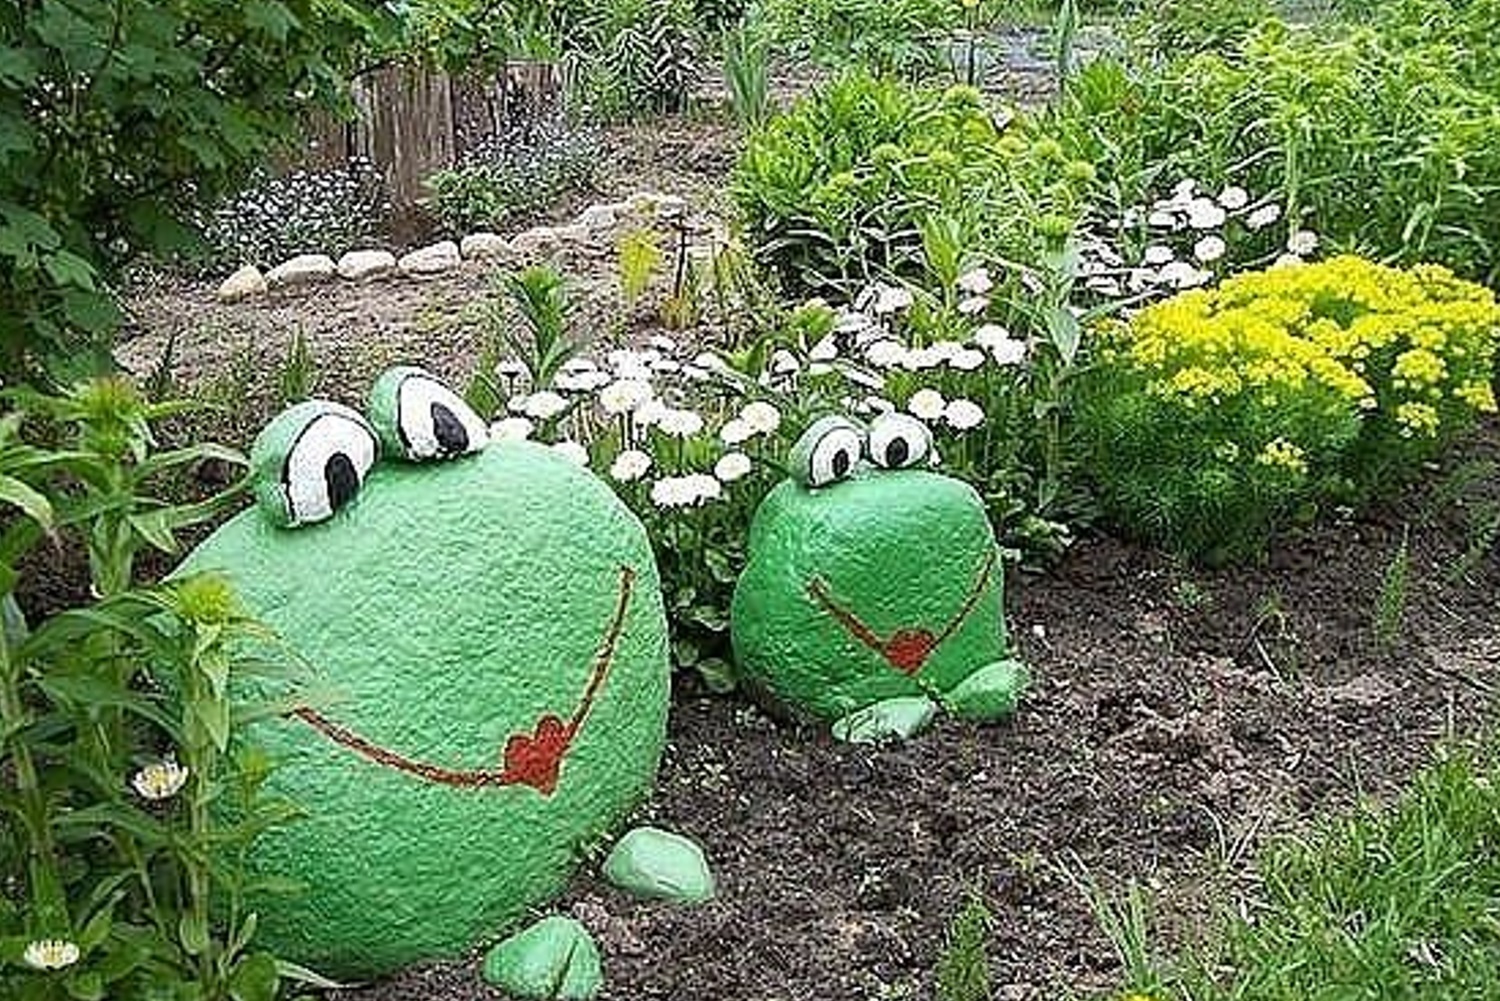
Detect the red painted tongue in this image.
<box><xmin>500</xmin><ymin>714</ymin><xmax>574</xmax><ymax>795</ymax></box>
<box><xmin>883</xmin><ymin>629</ymin><xmax>937</xmax><ymax>674</ymax></box>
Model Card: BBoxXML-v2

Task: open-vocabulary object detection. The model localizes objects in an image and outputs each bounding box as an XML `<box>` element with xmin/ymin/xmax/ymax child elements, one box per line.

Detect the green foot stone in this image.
<box><xmin>481</xmin><ymin>916</ymin><xmax>602</xmax><ymax>1000</ymax></box>
<box><xmin>831</xmin><ymin>695</ymin><xmax>938</xmax><ymax>743</ymax></box>
<box><xmin>602</xmin><ymin>827</ymin><xmax>715</xmax><ymax>903</ymax></box>
<box><xmin>941</xmin><ymin>659</ymin><xmax>1028</xmax><ymax>721</ymax></box>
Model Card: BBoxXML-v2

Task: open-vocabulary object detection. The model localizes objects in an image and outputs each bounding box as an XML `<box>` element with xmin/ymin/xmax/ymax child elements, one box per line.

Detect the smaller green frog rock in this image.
<box><xmin>175</xmin><ymin>367</ymin><xmax>711</xmax><ymax>985</ymax></box>
<box><xmin>730</xmin><ymin>413</ymin><xmax>1027</xmax><ymax>741</ymax></box>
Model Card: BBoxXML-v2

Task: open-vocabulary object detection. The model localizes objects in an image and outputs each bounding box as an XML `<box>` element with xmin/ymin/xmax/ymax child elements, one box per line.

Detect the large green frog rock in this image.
<box><xmin>730</xmin><ymin>414</ymin><xmax>1026</xmax><ymax>741</ymax></box>
<box><xmin>176</xmin><ymin>368</ymin><xmax>669</xmax><ymax>978</ymax></box>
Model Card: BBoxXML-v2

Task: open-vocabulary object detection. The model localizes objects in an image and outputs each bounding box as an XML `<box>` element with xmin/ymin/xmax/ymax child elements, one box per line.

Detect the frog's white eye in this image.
<box><xmin>867</xmin><ymin>412</ymin><xmax>931</xmax><ymax>470</ymax></box>
<box><xmin>251</xmin><ymin>401</ymin><xmax>379</xmax><ymax>528</ymax></box>
<box><xmin>791</xmin><ymin>415</ymin><xmax>865</xmax><ymax>489</ymax></box>
<box><xmin>380</xmin><ymin>369</ymin><xmax>488</xmax><ymax>461</ymax></box>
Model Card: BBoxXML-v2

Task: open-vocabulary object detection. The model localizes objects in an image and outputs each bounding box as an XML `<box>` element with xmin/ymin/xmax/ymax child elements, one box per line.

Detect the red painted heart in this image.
<box><xmin>883</xmin><ymin>629</ymin><xmax>937</xmax><ymax>674</ymax></box>
<box><xmin>500</xmin><ymin>715</ymin><xmax>574</xmax><ymax>795</ymax></box>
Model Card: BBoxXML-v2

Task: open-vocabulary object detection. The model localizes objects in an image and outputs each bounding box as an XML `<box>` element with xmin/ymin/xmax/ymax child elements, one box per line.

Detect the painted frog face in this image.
<box><xmin>730</xmin><ymin>413</ymin><xmax>1021</xmax><ymax>729</ymax></box>
<box><xmin>177</xmin><ymin>367</ymin><xmax>668</xmax><ymax>977</ymax></box>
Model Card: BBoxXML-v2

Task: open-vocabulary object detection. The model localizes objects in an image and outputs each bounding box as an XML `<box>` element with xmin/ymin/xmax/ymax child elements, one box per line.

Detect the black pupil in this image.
<box><xmin>324</xmin><ymin>453</ymin><xmax>359</xmax><ymax>513</ymax></box>
<box><xmin>831</xmin><ymin>447</ymin><xmax>851</xmax><ymax>478</ymax></box>
<box><xmin>431</xmin><ymin>402</ymin><xmax>469</xmax><ymax>455</ymax></box>
<box><xmin>885</xmin><ymin>436</ymin><xmax>909</xmax><ymax>468</ymax></box>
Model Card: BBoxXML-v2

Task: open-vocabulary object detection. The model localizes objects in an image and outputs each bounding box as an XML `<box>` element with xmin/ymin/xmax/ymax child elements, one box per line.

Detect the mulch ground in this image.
<box><xmin>337</xmin><ymin>421</ymin><xmax>1499</xmax><ymax>1001</ymax></box>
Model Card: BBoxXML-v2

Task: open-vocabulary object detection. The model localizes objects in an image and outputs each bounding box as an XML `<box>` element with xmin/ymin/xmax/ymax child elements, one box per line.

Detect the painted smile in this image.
<box><xmin>291</xmin><ymin>565</ymin><xmax>636</xmax><ymax>796</ymax></box>
<box><xmin>806</xmin><ymin>548</ymin><xmax>996</xmax><ymax>675</ymax></box>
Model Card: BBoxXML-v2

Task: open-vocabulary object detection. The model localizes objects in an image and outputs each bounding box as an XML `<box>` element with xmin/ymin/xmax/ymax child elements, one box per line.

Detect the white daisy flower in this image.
<box><xmin>131</xmin><ymin>757</ymin><xmax>189</xmax><ymax>801</ymax></box>
<box><xmin>865</xmin><ymin>339</ymin><xmax>907</xmax><ymax>369</ymax></box>
<box><xmin>872</xmin><ymin>283</ymin><xmax>914</xmax><ymax>315</ymax></box>
<box><xmin>908</xmin><ymin>388</ymin><xmax>947</xmax><ymax>421</ymax></box>
<box><xmin>1245</xmin><ymin>203</ymin><xmax>1282</xmax><ymax>231</ymax></box>
<box><xmin>1143</xmin><ymin>244</ymin><xmax>1175</xmax><ymax>265</ymax></box>
<box><xmin>972</xmin><ymin>323</ymin><xmax>1012</xmax><ymax>351</ymax></box>
<box><xmin>808</xmin><ymin>336</ymin><xmax>839</xmax><ymax>362</ymax></box>
<box><xmin>713</xmin><ymin>451</ymin><xmax>753</xmax><ymax>482</ymax></box>
<box><xmin>522</xmin><ymin>391</ymin><xmax>569</xmax><ymax>421</ymax></box>
<box><xmin>1085</xmin><ymin>276</ymin><xmax>1123</xmax><ymax>297</ymax></box>
<box><xmin>957</xmin><ymin>295</ymin><xmax>990</xmax><ymax>315</ymax></box>
<box><xmin>609</xmin><ymin>449</ymin><xmax>652</xmax><ymax>483</ymax></box>
<box><xmin>720</xmin><ymin>418</ymin><xmax>753</xmax><ymax>445</ymax></box>
<box><xmin>1146</xmin><ymin>208</ymin><xmax>1179</xmax><ymax>229</ymax></box>
<box><xmin>554</xmin><ymin>368</ymin><xmax>611</xmax><ymax>393</ymax></box>
<box><xmin>657</xmin><ymin>409</ymin><xmax>705</xmax><ymax>438</ymax></box>
<box><xmin>489</xmin><ymin>416</ymin><xmax>535</xmax><ymax>441</ymax></box>
<box><xmin>647</xmin><ymin>334</ymin><xmax>677</xmax><ymax>352</ymax></box>
<box><xmin>740</xmin><ymin>401</ymin><xmax>782</xmax><ymax>435</ymax></box>
<box><xmin>1193</xmin><ymin>235</ymin><xmax>1227</xmax><ymax>263</ymax></box>
<box><xmin>550</xmin><ymin>440</ymin><xmax>589</xmax><ymax>466</ymax></box>
<box><xmin>947</xmin><ymin>347</ymin><xmax>986</xmax><ymax>371</ymax></box>
<box><xmin>769</xmin><ymin>349</ymin><xmax>800</xmax><ymax>375</ymax></box>
<box><xmin>1159</xmin><ymin>260</ymin><xmax>1213</xmax><ymax>289</ymax></box>
<box><xmin>1286</xmin><ymin>230</ymin><xmax>1319</xmax><ymax>255</ymax></box>
<box><xmin>650</xmin><ymin>476</ymin><xmax>696</xmax><ymax>509</ymax></box>
<box><xmin>1185</xmin><ymin>198</ymin><xmax>1228</xmax><ymax>230</ymax></box>
<box><xmin>24</xmin><ymin>939</ymin><xmax>80</xmax><ymax>971</ymax></box>
<box><xmin>1272</xmin><ymin>252</ymin><xmax>1303</xmax><ymax>268</ymax></box>
<box><xmin>634</xmin><ymin>397</ymin><xmax>671</xmax><ymax>428</ymax></box>
<box><xmin>687</xmin><ymin>473</ymin><xmax>723</xmax><ymax>503</ymax></box>
<box><xmin>944</xmin><ymin>398</ymin><xmax>985</xmax><ymax>431</ymax></box>
<box><xmin>598</xmin><ymin>378</ymin><xmax>654</xmax><ymax>415</ymax></box>
<box><xmin>957</xmin><ymin>266</ymin><xmax>994</xmax><ymax>295</ymax></box>
<box><xmin>1218</xmin><ymin>185</ymin><xmax>1250</xmax><ymax>211</ymax></box>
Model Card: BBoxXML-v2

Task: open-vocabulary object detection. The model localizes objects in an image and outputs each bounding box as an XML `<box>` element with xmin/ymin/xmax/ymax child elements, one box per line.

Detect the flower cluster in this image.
<box><xmin>1081</xmin><ymin>255</ymin><xmax>1500</xmax><ymax>561</ymax></box>
<box><xmin>426</xmin><ymin>117</ymin><xmax>599</xmax><ymax>233</ymax></box>
<box><xmin>195</xmin><ymin>157</ymin><xmax>390</xmax><ymax>271</ymax></box>
<box><xmin>1078</xmin><ymin>178</ymin><xmax>1314</xmax><ymax>302</ymax></box>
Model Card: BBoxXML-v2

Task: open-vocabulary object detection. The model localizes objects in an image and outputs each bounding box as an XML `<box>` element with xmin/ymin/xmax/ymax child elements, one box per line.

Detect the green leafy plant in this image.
<box><xmin>619</xmin><ymin>229</ymin><xmax>667</xmax><ymax>310</ymax></box>
<box><xmin>722</xmin><ymin>23</ymin><xmax>771</xmax><ymax>128</ymax></box>
<box><xmin>732</xmin><ymin>71</ymin><xmax>1093</xmax><ymax>295</ymax></box>
<box><xmin>0</xmin><ymin>0</ymin><xmax>389</xmax><ymax>384</ymax></box>
<box><xmin>424</xmin><ymin>118</ymin><xmax>597</xmax><ymax>234</ymax></box>
<box><xmin>1048</xmin><ymin>19</ymin><xmax>1500</xmax><ymax>284</ymax></box>
<box><xmin>1373</xmin><ymin>528</ymin><xmax>1412</xmax><ymax>650</ymax></box>
<box><xmin>0</xmin><ymin>382</ymin><xmax>299</xmax><ymax>1001</ymax></box>
<box><xmin>277</xmin><ymin>330</ymin><xmax>318</xmax><ymax>408</ymax></box>
<box><xmin>934</xmin><ymin>890</ymin><xmax>994</xmax><ymax>1001</ymax></box>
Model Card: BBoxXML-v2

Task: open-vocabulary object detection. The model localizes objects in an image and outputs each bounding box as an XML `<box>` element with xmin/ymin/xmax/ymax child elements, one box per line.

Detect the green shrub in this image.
<box><xmin>1048</xmin><ymin>21</ymin><xmax>1500</xmax><ymax>283</ymax></box>
<box><xmin>0</xmin><ymin>1</ymin><xmax>385</xmax><ymax>384</ymax></box>
<box><xmin>731</xmin><ymin>71</ymin><xmax>1092</xmax><ymax>294</ymax></box>
<box><xmin>754</xmin><ymin>0</ymin><xmax>957</xmax><ymax>76</ymax></box>
<box><xmin>1079</xmin><ymin>255</ymin><xmax>1500</xmax><ymax>562</ymax></box>
<box><xmin>568</xmin><ymin>0</ymin><xmax>701</xmax><ymax>118</ymax></box>
<box><xmin>0</xmin><ymin>380</ymin><xmax>300</xmax><ymax>1001</ymax></box>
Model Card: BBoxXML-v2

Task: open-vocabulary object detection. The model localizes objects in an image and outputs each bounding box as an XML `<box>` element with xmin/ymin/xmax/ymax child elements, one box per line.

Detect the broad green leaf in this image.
<box><xmin>0</xmin><ymin>474</ymin><xmax>54</xmax><ymax>532</ymax></box>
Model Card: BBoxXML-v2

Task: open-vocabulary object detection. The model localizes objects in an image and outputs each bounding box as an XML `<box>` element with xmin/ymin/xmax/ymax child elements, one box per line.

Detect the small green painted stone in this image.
<box><xmin>602</xmin><ymin>826</ymin><xmax>715</xmax><ymax>903</ymax></box>
<box><xmin>831</xmin><ymin>695</ymin><xmax>938</xmax><ymax>743</ymax></box>
<box><xmin>942</xmin><ymin>659</ymin><xmax>1029</xmax><ymax>721</ymax></box>
<box><xmin>482</xmin><ymin>916</ymin><xmax>602</xmax><ymax>1001</ymax></box>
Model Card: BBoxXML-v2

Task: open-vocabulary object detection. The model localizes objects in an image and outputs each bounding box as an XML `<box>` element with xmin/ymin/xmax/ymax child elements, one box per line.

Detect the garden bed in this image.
<box><xmin>332</xmin><ymin>420</ymin><xmax>1498</xmax><ymax>1001</ymax></box>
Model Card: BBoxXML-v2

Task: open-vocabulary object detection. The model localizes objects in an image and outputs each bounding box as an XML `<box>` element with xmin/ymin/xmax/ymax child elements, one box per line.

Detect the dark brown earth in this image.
<box><xmin>331</xmin><ymin>422</ymin><xmax>1499</xmax><ymax>1001</ymax></box>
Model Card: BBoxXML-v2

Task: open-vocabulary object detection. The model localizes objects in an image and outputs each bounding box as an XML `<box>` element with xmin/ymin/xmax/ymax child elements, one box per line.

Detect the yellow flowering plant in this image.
<box><xmin>1079</xmin><ymin>255</ymin><xmax>1500</xmax><ymax>562</ymax></box>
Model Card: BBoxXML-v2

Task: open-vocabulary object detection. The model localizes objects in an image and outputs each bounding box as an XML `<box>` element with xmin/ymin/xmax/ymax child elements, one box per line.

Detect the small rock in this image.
<box><xmin>602</xmin><ymin>827</ymin><xmax>714</xmax><ymax>904</ymax></box>
<box><xmin>336</xmin><ymin>249</ymin><xmax>396</xmax><ymax>281</ymax></box>
<box><xmin>576</xmin><ymin>201</ymin><xmax>626</xmax><ymax>232</ymax></box>
<box><xmin>626</xmin><ymin>191</ymin><xmax>688</xmax><ymax>220</ymax></box>
<box><xmin>398</xmin><ymin>240</ymin><xmax>460</xmax><ymax>276</ymax></box>
<box><xmin>460</xmin><ymin>232</ymin><xmax>509</xmax><ymax>259</ymax></box>
<box><xmin>217</xmin><ymin>264</ymin><xmax>267</xmax><ymax>301</ymax></box>
<box><xmin>482</xmin><ymin>916</ymin><xmax>601</xmax><ymax>1000</ymax></box>
<box><xmin>266</xmin><ymin>254</ymin><xmax>337</xmax><ymax>289</ymax></box>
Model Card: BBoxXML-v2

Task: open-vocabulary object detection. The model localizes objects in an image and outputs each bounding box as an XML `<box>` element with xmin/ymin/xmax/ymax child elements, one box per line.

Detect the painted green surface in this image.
<box><xmin>602</xmin><ymin>827</ymin><xmax>716</xmax><ymax>903</ymax></box>
<box><xmin>482</xmin><ymin>916</ymin><xmax>602</xmax><ymax>1000</ymax></box>
<box><xmin>730</xmin><ymin>465</ymin><xmax>1024</xmax><ymax>728</ymax></box>
<box><xmin>177</xmin><ymin>437</ymin><xmax>669</xmax><ymax>978</ymax></box>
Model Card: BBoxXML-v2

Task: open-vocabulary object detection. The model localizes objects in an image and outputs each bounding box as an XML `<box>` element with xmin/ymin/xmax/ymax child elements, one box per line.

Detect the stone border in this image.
<box><xmin>216</xmin><ymin>192</ymin><xmax>692</xmax><ymax>302</ymax></box>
